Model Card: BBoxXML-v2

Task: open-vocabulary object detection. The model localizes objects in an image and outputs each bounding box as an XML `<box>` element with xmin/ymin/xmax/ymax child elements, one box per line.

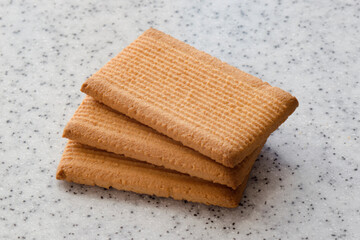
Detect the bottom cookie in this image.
<box><xmin>56</xmin><ymin>141</ymin><xmax>254</xmax><ymax>208</ymax></box>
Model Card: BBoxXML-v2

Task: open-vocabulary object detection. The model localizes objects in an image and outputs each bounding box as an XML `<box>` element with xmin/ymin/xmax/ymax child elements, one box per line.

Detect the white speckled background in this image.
<box><xmin>1</xmin><ymin>0</ymin><xmax>359</xmax><ymax>239</ymax></box>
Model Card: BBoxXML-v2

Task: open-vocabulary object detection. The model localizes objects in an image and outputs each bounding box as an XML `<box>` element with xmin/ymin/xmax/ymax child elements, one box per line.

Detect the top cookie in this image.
<box><xmin>81</xmin><ymin>28</ymin><xmax>298</xmax><ymax>167</ymax></box>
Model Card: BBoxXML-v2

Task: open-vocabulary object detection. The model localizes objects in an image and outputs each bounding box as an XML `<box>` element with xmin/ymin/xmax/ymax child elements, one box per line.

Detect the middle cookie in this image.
<box><xmin>63</xmin><ymin>96</ymin><xmax>265</xmax><ymax>189</ymax></box>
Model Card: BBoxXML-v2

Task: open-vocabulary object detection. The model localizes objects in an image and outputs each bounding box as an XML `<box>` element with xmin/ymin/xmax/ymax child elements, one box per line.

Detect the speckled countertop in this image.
<box><xmin>1</xmin><ymin>0</ymin><xmax>359</xmax><ymax>239</ymax></box>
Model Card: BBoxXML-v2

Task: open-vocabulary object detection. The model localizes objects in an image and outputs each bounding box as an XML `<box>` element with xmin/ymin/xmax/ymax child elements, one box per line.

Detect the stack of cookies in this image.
<box><xmin>56</xmin><ymin>28</ymin><xmax>298</xmax><ymax>208</ymax></box>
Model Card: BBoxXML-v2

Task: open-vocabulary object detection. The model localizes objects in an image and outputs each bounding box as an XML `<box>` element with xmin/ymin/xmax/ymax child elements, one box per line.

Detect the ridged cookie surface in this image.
<box><xmin>81</xmin><ymin>28</ymin><xmax>298</xmax><ymax>167</ymax></box>
<box><xmin>56</xmin><ymin>141</ymin><xmax>250</xmax><ymax>208</ymax></box>
<box><xmin>63</xmin><ymin>96</ymin><xmax>264</xmax><ymax>189</ymax></box>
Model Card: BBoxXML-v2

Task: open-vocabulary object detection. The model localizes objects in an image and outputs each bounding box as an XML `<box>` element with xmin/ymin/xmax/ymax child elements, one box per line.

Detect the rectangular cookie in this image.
<box><xmin>56</xmin><ymin>141</ymin><xmax>251</xmax><ymax>208</ymax></box>
<box><xmin>81</xmin><ymin>28</ymin><xmax>298</xmax><ymax>167</ymax></box>
<box><xmin>63</xmin><ymin>96</ymin><xmax>264</xmax><ymax>189</ymax></box>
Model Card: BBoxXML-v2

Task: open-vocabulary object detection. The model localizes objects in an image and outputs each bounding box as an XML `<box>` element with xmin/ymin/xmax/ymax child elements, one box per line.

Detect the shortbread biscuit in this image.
<box><xmin>81</xmin><ymin>28</ymin><xmax>298</xmax><ymax>167</ymax></box>
<box><xmin>63</xmin><ymin>96</ymin><xmax>264</xmax><ymax>189</ymax></box>
<box><xmin>56</xmin><ymin>141</ymin><xmax>251</xmax><ymax>208</ymax></box>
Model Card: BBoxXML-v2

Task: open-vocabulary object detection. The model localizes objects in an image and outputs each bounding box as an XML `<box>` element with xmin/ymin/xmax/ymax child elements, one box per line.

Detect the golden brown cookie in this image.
<box><xmin>81</xmin><ymin>28</ymin><xmax>298</xmax><ymax>167</ymax></box>
<box><xmin>56</xmin><ymin>141</ymin><xmax>251</xmax><ymax>208</ymax></box>
<box><xmin>63</xmin><ymin>96</ymin><xmax>264</xmax><ymax>189</ymax></box>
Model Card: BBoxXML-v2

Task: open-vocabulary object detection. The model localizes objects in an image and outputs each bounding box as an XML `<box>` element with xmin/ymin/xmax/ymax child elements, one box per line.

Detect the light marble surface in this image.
<box><xmin>1</xmin><ymin>0</ymin><xmax>359</xmax><ymax>239</ymax></box>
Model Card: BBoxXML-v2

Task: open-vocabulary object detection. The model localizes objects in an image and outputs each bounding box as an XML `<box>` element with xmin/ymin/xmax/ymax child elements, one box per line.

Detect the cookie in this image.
<box><xmin>56</xmin><ymin>141</ymin><xmax>251</xmax><ymax>208</ymax></box>
<box><xmin>81</xmin><ymin>28</ymin><xmax>298</xmax><ymax>167</ymax></box>
<box><xmin>63</xmin><ymin>96</ymin><xmax>264</xmax><ymax>189</ymax></box>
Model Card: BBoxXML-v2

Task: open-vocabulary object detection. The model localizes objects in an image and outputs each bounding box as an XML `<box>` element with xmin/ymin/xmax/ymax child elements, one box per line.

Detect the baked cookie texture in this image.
<box><xmin>63</xmin><ymin>96</ymin><xmax>264</xmax><ymax>189</ymax></box>
<box><xmin>56</xmin><ymin>141</ymin><xmax>251</xmax><ymax>208</ymax></box>
<box><xmin>81</xmin><ymin>28</ymin><xmax>298</xmax><ymax>167</ymax></box>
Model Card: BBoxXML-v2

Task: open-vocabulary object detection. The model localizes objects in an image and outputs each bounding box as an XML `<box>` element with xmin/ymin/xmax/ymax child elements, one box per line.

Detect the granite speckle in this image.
<box><xmin>1</xmin><ymin>0</ymin><xmax>359</xmax><ymax>239</ymax></box>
